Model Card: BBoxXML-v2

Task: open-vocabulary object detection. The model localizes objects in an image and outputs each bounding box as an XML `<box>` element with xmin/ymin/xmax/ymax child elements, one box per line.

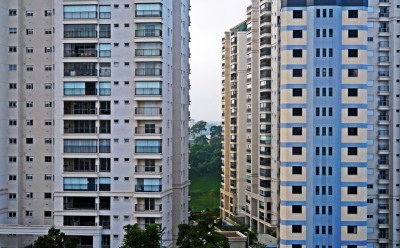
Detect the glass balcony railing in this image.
<box><xmin>64</xmin><ymin>49</ymin><xmax>97</xmax><ymax>58</ymax></box>
<box><xmin>135</xmin><ymin>185</ymin><xmax>162</xmax><ymax>192</ymax></box>
<box><xmin>135</xmin><ymin>29</ymin><xmax>162</xmax><ymax>37</ymax></box>
<box><xmin>64</xmin><ymin>30</ymin><xmax>97</xmax><ymax>38</ymax></box>
<box><xmin>135</xmin><ymin>107</ymin><xmax>162</xmax><ymax>115</ymax></box>
<box><xmin>135</xmin><ymin>68</ymin><xmax>162</xmax><ymax>76</ymax></box>
<box><xmin>135</xmin><ymin>10</ymin><xmax>162</xmax><ymax>17</ymax></box>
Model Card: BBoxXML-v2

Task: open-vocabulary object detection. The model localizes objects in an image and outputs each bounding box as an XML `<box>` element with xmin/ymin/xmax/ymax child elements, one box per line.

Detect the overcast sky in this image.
<box><xmin>189</xmin><ymin>0</ymin><xmax>249</xmax><ymax>122</ymax></box>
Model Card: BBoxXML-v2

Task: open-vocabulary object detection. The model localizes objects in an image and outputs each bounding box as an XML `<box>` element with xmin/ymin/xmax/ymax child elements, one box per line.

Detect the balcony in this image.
<box><xmin>64</xmin><ymin>101</ymin><xmax>97</xmax><ymax>115</ymax></box>
<box><xmin>64</xmin><ymin>63</ymin><xmax>97</xmax><ymax>77</ymax></box>
<box><xmin>64</xmin><ymin>30</ymin><xmax>97</xmax><ymax>38</ymax></box>
<box><xmin>135</xmin><ymin>29</ymin><xmax>162</xmax><ymax>37</ymax></box>
<box><xmin>135</xmin><ymin>204</ymin><xmax>162</xmax><ymax>212</ymax></box>
<box><xmin>135</xmin><ymin>49</ymin><xmax>162</xmax><ymax>57</ymax></box>
<box><xmin>378</xmin><ymin>85</ymin><xmax>389</xmax><ymax>94</ymax></box>
<box><xmin>64</xmin><ymin>11</ymin><xmax>97</xmax><ymax>19</ymax></box>
<box><xmin>135</xmin><ymin>146</ymin><xmax>162</xmax><ymax>153</ymax></box>
<box><xmin>64</xmin><ymin>49</ymin><xmax>97</xmax><ymax>58</ymax></box>
<box><xmin>64</xmin><ymin>216</ymin><xmax>96</xmax><ymax>227</ymax></box>
<box><xmin>135</xmin><ymin>107</ymin><xmax>162</xmax><ymax>116</ymax></box>
<box><xmin>64</xmin><ymin>158</ymin><xmax>97</xmax><ymax>172</ymax></box>
<box><xmin>135</xmin><ymin>165</ymin><xmax>162</xmax><ymax>174</ymax></box>
<box><xmin>64</xmin><ymin>120</ymin><xmax>97</xmax><ymax>134</ymax></box>
<box><xmin>64</xmin><ymin>197</ymin><xmax>96</xmax><ymax>210</ymax></box>
<box><xmin>64</xmin><ymin>82</ymin><xmax>97</xmax><ymax>96</ymax></box>
<box><xmin>135</xmin><ymin>126</ymin><xmax>162</xmax><ymax>135</ymax></box>
<box><xmin>378</xmin><ymin>41</ymin><xmax>390</xmax><ymax>50</ymax></box>
<box><xmin>136</xmin><ymin>10</ymin><xmax>162</xmax><ymax>17</ymax></box>
<box><xmin>135</xmin><ymin>185</ymin><xmax>162</xmax><ymax>192</ymax></box>
<box><xmin>135</xmin><ymin>68</ymin><xmax>162</xmax><ymax>76</ymax></box>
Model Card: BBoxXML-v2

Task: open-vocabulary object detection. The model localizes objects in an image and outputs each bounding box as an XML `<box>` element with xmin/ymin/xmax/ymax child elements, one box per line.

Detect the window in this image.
<box><xmin>26</xmin><ymin>29</ymin><xmax>33</xmax><ymax>35</ymax></box>
<box><xmin>293</xmin><ymin>30</ymin><xmax>303</xmax><ymax>38</ymax></box>
<box><xmin>348</xmin><ymin>186</ymin><xmax>358</xmax><ymax>194</ymax></box>
<box><xmin>293</xmin><ymin>49</ymin><xmax>302</xmax><ymax>58</ymax></box>
<box><xmin>45</xmin><ymin>83</ymin><xmax>53</xmax><ymax>89</ymax></box>
<box><xmin>348</xmin><ymin>88</ymin><xmax>358</xmax><ymax>97</ymax></box>
<box><xmin>292</xmin><ymin>186</ymin><xmax>302</xmax><ymax>194</ymax></box>
<box><xmin>9</xmin><ymin>175</ymin><xmax>17</xmax><ymax>181</ymax></box>
<box><xmin>26</xmin><ymin>156</ymin><xmax>33</xmax><ymax>162</ymax></box>
<box><xmin>292</xmin><ymin>225</ymin><xmax>302</xmax><ymax>233</ymax></box>
<box><xmin>26</xmin><ymin>84</ymin><xmax>33</xmax><ymax>89</ymax></box>
<box><xmin>9</xmin><ymin>65</ymin><xmax>17</xmax><ymax>71</ymax></box>
<box><xmin>45</xmin><ymin>10</ymin><xmax>53</xmax><ymax>16</ymax></box>
<box><xmin>348</xmin><ymin>10</ymin><xmax>358</xmax><ymax>18</ymax></box>
<box><xmin>292</xmin><ymin>166</ymin><xmax>302</xmax><ymax>175</ymax></box>
<box><xmin>292</xmin><ymin>147</ymin><xmax>302</xmax><ymax>155</ymax></box>
<box><xmin>44</xmin><ymin>211</ymin><xmax>52</xmax><ymax>217</ymax></box>
<box><xmin>8</xmin><ymin>212</ymin><xmax>16</xmax><ymax>218</ymax></box>
<box><xmin>9</xmin><ymin>138</ymin><xmax>17</xmax><ymax>144</ymax></box>
<box><xmin>26</xmin><ymin>65</ymin><xmax>33</xmax><ymax>71</ymax></box>
<box><xmin>44</xmin><ymin>193</ymin><xmax>52</xmax><ymax>199</ymax></box>
<box><xmin>292</xmin><ymin>127</ymin><xmax>302</xmax><ymax>136</ymax></box>
<box><xmin>348</xmin><ymin>167</ymin><xmax>358</xmax><ymax>175</ymax></box>
<box><xmin>26</xmin><ymin>138</ymin><xmax>33</xmax><ymax>144</ymax></box>
<box><xmin>292</xmin><ymin>69</ymin><xmax>302</xmax><ymax>77</ymax></box>
<box><xmin>329</xmin><ymin>9</ymin><xmax>333</xmax><ymax>17</ymax></box>
<box><xmin>8</xmin><ymin>193</ymin><xmax>17</xmax><ymax>199</ymax></box>
<box><xmin>26</xmin><ymin>174</ymin><xmax>33</xmax><ymax>180</ymax></box>
<box><xmin>348</xmin><ymin>49</ymin><xmax>358</xmax><ymax>58</ymax></box>
<box><xmin>292</xmin><ymin>88</ymin><xmax>302</xmax><ymax>97</ymax></box>
<box><xmin>348</xmin><ymin>108</ymin><xmax>358</xmax><ymax>116</ymax></box>
<box><xmin>100</xmin><ymin>5</ymin><xmax>111</xmax><ymax>19</ymax></box>
<box><xmin>9</xmin><ymin>83</ymin><xmax>17</xmax><ymax>89</ymax></box>
<box><xmin>348</xmin><ymin>206</ymin><xmax>358</xmax><ymax>214</ymax></box>
<box><xmin>26</xmin><ymin>47</ymin><xmax>33</xmax><ymax>53</ymax></box>
<box><xmin>45</xmin><ymin>156</ymin><xmax>52</xmax><ymax>162</ymax></box>
<box><xmin>45</xmin><ymin>65</ymin><xmax>52</xmax><ymax>71</ymax></box>
<box><xmin>293</xmin><ymin>108</ymin><xmax>302</xmax><ymax>116</ymax></box>
<box><xmin>26</xmin><ymin>211</ymin><xmax>33</xmax><ymax>217</ymax></box>
<box><xmin>44</xmin><ymin>174</ymin><xmax>52</xmax><ymax>180</ymax></box>
<box><xmin>292</xmin><ymin>205</ymin><xmax>302</xmax><ymax>213</ymax></box>
<box><xmin>26</xmin><ymin>11</ymin><xmax>33</xmax><ymax>17</ymax></box>
<box><xmin>293</xmin><ymin>10</ymin><xmax>302</xmax><ymax>18</ymax></box>
<box><xmin>44</xmin><ymin>29</ymin><xmax>52</xmax><ymax>34</ymax></box>
<box><xmin>348</xmin><ymin>127</ymin><xmax>358</xmax><ymax>136</ymax></box>
<box><xmin>9</xmin><ymin>46</ymin><xmax>17</xmax><ymax>53</ymax></box>
<box><xmin>348</xmin><ymin>30</ymin><xmax>358</xmax><ymax>38</ymax></box>
<box><xmin>348</xmin><ymin>147</ymin><xmax>358</xmax><ymax>156</ymax></box>
<box><xmin>347</xmin><ymin>226</ymin><xmax>357</xmax><ymax>234</ymax></box>
<box><xmin>9</xmin><ymin>28</ymin><xmax>17</xmax><ymax>34</ymax></box>
<box><xmin>26</xmin><ymin>192</ymin><xmax>33</xmax><ymax>198</ymax></box>
<box><xmin>9</xmin><ymin>9</ymin><xmax>17</xmax><ymax>16</ymax></box>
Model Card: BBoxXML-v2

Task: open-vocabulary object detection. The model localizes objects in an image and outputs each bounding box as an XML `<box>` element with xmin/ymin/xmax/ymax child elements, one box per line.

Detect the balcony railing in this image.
<box><xmin>135</xmin><ymin>29</ymin><xmax>162</xmax><ymax>37</ymax></box>
<box><xmin>64</xmin><ymin>68</ymin><xmax>97</xmax><ymax>77</ymax></box>
<box><xmin>135</xmin><ymin>127</ymin><xmax>162</xmax><ymax>134</ymax></box>
<box><xmin>64</xmin><ymin>30</ymin><xmax>97</xmax><ymax>38</ymax></box>
<box><xmin>64</xmin><ymin>202</ymin><xmax>96</xmax><ymax>210</ymax></box>
<box><xmin>65</xmin><ymin>108</ymin><xmax>97</xmax><ymax>115</ymax></box>
<box><xmin>64</xmin><ymin>88</ymin><xmax>97</xmax><ymax>96</ymax></box>
<box><xmin>64</xmin><ymin>49</ymin><xmax>97</xmax><ymax>58</ymax></box>
<box><xmin>135</xmin><ymin>10</ymin><xmax>162</xmax><ymax>17</ymax></box>
<box><xmin>135</xmin><ymin>165</ymin><xmax>162</xmax><ymax>173</ymax></box>
<box><xmin>378</xmin><ymin>56</ymin><xmax>389</xmax><ymax>62</ymax></box>
<box><xmin>378</xmin><ymin>41</ymin><xmax>389</xmax><ymax>47</ymax></box>
<box><xmin>64</xmin><ymin>164</ymin><xmax>97</xmax><ymax>172</ymax></box>
<box><xmin>135</xmin><ymin>107</ymin><xmax>162</xmax><ymax>115</ymax></box>
<box><xmin>135</xmin><ymin>68</ymin><xmax>162</xmax><ymax>76</ymax></box>
<box><xmin>135</xmin><ymin>49</ymin><xmax>162</xmax><ymax>56</ymax></box>
<box><xmin>135</xmin><ymin>88</ymin><xmax>162</xmax><ymax>95</ymax></box>
<box><xmin>135</xmin><ymin>146</ymin><xmax>162</xmax><ymax>153</ymax></box>
<box><xmin>135</xmin><ymin>204</ymin><xmax>162</xmax><ymax>212</ymax></box>
<box><xmin>64</xmin><ymin>11</ymin><xmax>97</xmax><ymax>19</ymax></box>
<box><xmin>99</xmin><ymin>68</ymin><xmax>111</xmax><ymax>77</ymax></box>
<box><xmin>379</xmin><ymin>27</ymin><xmax>389</xmax><ymax>32</ymax></box>
<box><xmin>379</xmin><ymin>12</ymin><xmax>389</xmax><ymax>17</ymax></box>
<box><xmin>378</xmin><ymin>130</ymin><xmax>389</xmax><ymax>136</ymax></box>
<box><xmin>65</xmin><ymin>127</ymin><xmax>97</xmax><ymax>134</ymax></box>
<box><xmin>64</xmin><ymin>146</ymin><xmax>97</xmax><ymax>153</ymax></box>
<box><xmin>378</xmin><ymin>71</ymin><xmax>389</xmax><ymax>77</ymax></box>
<box><xmin>135</xmin><ymin>185</ymin><xmax>162</xmax><ymax>192</ymax></box>
<box><xmin>378</xmin><ymin>145</ymin><xmax>389</xmax><ymax>151</ymax></box>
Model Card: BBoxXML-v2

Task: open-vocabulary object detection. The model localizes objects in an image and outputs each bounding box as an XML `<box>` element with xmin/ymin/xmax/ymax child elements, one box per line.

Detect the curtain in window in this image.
<box><xmin>64</xmin><ymin>177</ymin><xmax>89</xmax><ymax>190</ymax></box>
<box><xmin>64</xmin><ymin>82</ymin><xmax>85</xmax><ymax>95</ymax></box>
<box><xmin>99</xmin><ymin>81</ymin><xmax>111</xmax><ymax>95</ymax></box>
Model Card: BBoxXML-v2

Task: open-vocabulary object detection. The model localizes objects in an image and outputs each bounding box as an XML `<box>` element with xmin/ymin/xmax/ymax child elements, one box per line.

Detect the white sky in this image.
<box><xmin>189</xmin><ymin>0</ymin><xmax>249</xmax><ymax>122</ymax></box>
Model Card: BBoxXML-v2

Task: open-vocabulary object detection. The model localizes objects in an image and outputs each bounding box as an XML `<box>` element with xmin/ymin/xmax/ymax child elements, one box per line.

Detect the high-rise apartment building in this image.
<box><xmin>0</xmin><ymin>1</ymin><xmax>190</xmax><ymax>247</ymax></box>
<box><xmin>221</xmin><ymin>0</ymin><xmax>400</xmax><ymax>247</ymax></box>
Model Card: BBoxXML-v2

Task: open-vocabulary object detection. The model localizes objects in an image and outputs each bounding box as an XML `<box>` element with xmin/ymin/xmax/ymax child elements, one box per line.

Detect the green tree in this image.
<box><xmin>32</xmin><ymin>226</ymin><xmax>78</xmax><ymax>248</ymax></box>
<box><xmin>177</xmin><ymin>211</ymin><xmax>229</xmax><ymax>248</ymax></box>
<box><xmin>120</xmin><ymin>224</ymin><xmax>164</xmax><ymax>248</ymax></box>
<box><xmin>191</xmin><ymin>120</ymin><xmax>207</xmax><ymax>138</ymax></box>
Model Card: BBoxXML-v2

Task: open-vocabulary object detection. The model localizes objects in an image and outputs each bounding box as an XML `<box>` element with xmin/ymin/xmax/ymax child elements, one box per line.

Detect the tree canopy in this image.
<box><xmin>177</xmin><ymin>210</ymin><xmax>229</xmax><ymax>248</ymax></box>
<box><xmin>32</xmin><ymin>226</ymin><xmax>78</xmax><ymax>248</ymax></box>
<box><xmin>190</xmin><ymin>121</ymin><xmax>222</xmax><ymax>175</ymax></box>
<box><xmin>120</xmin><ymin>224</ymin><xmax>163</xmax><ymax>248</ymax></box>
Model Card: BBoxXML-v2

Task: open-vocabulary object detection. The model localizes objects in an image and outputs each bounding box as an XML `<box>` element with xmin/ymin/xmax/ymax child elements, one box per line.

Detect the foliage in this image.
<box><xmin>120</xmin><ymin>224</ymin><xmax>164</xmax><ymax>248</ymax></box>
<box><xmin>190</xmin><ymin>120</ymin><xmax>207</xmax><ymax>137</ymax></box>
<box><xmin>177</xmin><ymin>210</ymin><xmax>229</xmax><ymax>248</ymax></box>
<box><xmin>190</xmin><ymin>121</ymin><xmax>222</xmax><ymax>175</ymax></box>
<box><xmin>32</xmin><ymin>226</ymin><xmax>78</xmax><ymax>248</ymax></box>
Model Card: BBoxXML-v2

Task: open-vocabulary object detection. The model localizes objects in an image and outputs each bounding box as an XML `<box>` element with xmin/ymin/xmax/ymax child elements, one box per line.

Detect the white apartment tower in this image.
<box><xmin>0</xmin><ymin>0</ymin><xmax>190</xmax><ymax>247</ymax></box>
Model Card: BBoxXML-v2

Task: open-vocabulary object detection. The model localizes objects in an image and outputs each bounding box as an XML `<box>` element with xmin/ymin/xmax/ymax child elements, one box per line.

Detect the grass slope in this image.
<box><xmin>189</xmin><ymin>174</ymin><xmax>220</xmax><ymax>211</ymax></box>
